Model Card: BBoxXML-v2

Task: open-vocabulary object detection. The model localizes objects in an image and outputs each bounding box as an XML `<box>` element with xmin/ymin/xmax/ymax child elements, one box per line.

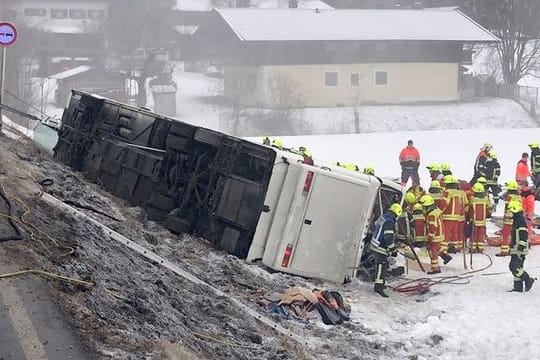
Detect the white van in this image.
<box><xmin>247</xmin><ymin>150</ymin><xmax>402</xmax><ymax>283</ymax></box>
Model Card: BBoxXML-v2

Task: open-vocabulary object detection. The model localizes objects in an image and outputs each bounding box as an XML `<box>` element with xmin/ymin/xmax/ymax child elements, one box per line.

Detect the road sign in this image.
<box><xmin>0</xmin><ymin>22</ymin><xmax>17</xmax><ymax>47</ymax></box>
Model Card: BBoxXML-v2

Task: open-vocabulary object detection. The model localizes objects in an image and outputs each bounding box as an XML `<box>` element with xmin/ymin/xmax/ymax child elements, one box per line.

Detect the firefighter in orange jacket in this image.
<box><xmin>519</xmin><ymin>180</ymin><xmax>535</xmax><ymax>236</ymax></box>
<box><xmin>420</xmin><ymin>195</ymin><xmax>452</xmax><ymax>274</ymax></box>
<box><xmin>497</xmin><ymin>180</ymin><xmax>521</xmax><ymax>257</ymax></box>
<box><xmin>468</xmin><ymin>183</ymin><xmax>492</xmax><ymax>253</ymax></box>
<box><xmin>441</xmin><ymin>175</ymin><xmax>468</xmax><ymax>253</ymax></box>
<box><xmin>516</xmin><ymin>152</ymin><xmax>531</xmax><ymax>183</ymax></box>
<box><xmin>412</xmin><ymin>203</ymin><xmax>427</xmax><ymax>247</ymax></box>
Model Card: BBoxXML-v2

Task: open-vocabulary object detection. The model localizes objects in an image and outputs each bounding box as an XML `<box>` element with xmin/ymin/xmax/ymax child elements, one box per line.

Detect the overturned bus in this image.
<box><xmin>54</xmin><ymin>90</ymin><xmax>402</xmax><ymax>283</ymax></box>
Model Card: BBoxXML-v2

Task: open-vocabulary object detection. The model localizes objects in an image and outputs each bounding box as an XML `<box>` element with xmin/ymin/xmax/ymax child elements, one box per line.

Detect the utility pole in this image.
<box><xmin>0</xmin><ymin>22</ymin><xmax>18</xmax><ymax>136</ymax></box>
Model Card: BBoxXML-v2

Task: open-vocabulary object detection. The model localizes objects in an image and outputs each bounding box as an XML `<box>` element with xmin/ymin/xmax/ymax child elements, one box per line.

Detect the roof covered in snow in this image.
<box><xmin>214</xmin><ymin>8</ymin><xmax>499</xmax><ymax>42</ymax></box>
<box><xmin>50</xmin><ymin>66</ymin><xmax>93</xmax><ymax>80</ymax></box>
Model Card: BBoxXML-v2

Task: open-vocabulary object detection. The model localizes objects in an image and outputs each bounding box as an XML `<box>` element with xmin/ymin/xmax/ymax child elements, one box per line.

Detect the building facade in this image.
<box><xmin>197</xmin><ymin>8</ymin><xmax>497</xmax><ymax>107</ymax></box>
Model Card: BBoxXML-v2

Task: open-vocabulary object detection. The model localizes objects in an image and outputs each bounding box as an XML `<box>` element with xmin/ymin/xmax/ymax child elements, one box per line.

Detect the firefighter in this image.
<box><xmin>363</xmin><ymin>165</ymin><xmax>375</xmax><ymax>176</ymax></box>
<box><xmin>406</xmin><ymin>184</ymin><xmax>426</xmax><ymax>203</ymax></box>
<box><xmin>468</xmin><ymin>183</ymin><xmax>492</xmax><ymax>253</ymax></box>
<box><xmin>485</xmin><ymin>151</ymin><xmax>501</xmax><ymax>205</ymax></box>
<box><xmin>262</xmin><ymin>136</ymin><xmax>271</xmax><ymax>145</ymax></box>
<box><xmin>412</xmin><ymin>203</ymin><xmax>427</xmax><ymax>247</ymax></box>
<box><xmin>519</xmin><ymin>180</ymin><xmax>535</xmax><ymax>236</ymax></box>
<box><xmin>399</xmin><ymin>139</ymin><xmax>421</xmax><ymax>188</ymax></box>
<box><xmin>440</xmin><ymin>175</ymin><xmax>468</xmax><ymax>253</ymax></box>
<box><xmin>470</xmin><ymin>143</ymin><xmax>492</xmax><ymax>185</ymax></box>
<box><xmin>441</xmin><ymin>163</ymin><xmax>452</xmax><ymax>177</ymax></box>
<box><xmin>396</xmin><ymin>192</ymin><xmax>416</xmax><ymax>245</ymax></box>
<box><xmin>336</xmin><ymin>161</ymin><xmax>359</xmax><ymax>172</ymax></box>
<box><xmin>496</xmin><ymin>180</ymin><xmax>521</xmax><ymax>257</ymax></box>
<box><xmin>420</xmin><ymin>195</ymin><xmax>452</xmax><ymax>274</ymax></box>
<box><xmin>298</xmin><ymin>146</ymin><xmax>314</xmax><ymax>165</ymax></box>
<box><xmin>370</xmin><ymin>203</ymin><xmax>402</xmax><ymax>297</ymax></box>
<box><xmin>529</xmin><ymin>142</ymin><xmax>540</xmax><ymax>188</ymax></box>
<box><xmin>515</xmin><ymin>152</ymin><xmax>531</xmax><ymax>183</ymax></box>
<box><xmin>507</xmin><ymin>200</ymin><xmax>535</xmax><ymax>292</ymax></box>
<box><xmin>426</xmin><ymin>163</ymin><xmax>443</xmax><ymax>183</ymax></box>
<box><xmin>428</xmin><ymin>180</ymin><xmax>444</xmax><ymax>209</ymax></box>
<box><xmin>271</xmin><ymin>138</ymin><xmax>283</xmax><ymax>150</ymax></box>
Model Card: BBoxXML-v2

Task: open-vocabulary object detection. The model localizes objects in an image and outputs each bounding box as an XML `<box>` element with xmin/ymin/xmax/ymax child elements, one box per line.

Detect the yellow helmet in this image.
<box><xmin>488</xmin><ymin>151</ymin><xmax>497</xmax><ymax>159</ymax></box>
<box><xmin>413</xmin><ymin>203</ymin><xmax>423</xmax><ymax>212</ymax></box>
<box><xmin>363</xmin><ymin>165</ymin><xmax>375</xmax><ymax>175</ymax></box>
<box><xmin>477</xmin><ymin>176</ymin><xmax>487</xmax><ymax>184</ymax></box>
<box><xmin>482</xmin><ymin>143</ymin><xmax>493</xmax><ymax>151</ymax></box>
<box><xmin>419</xmin><ymin>194</ymin><xmax>435</xmax><ymax>207</ymax></box>
<box><xmin>299</xmin><ymin>146</ymin><xmax>312</xmax><ymax>157</ymax></box>
<box><xmin>444</xmin><ymin>175</ymin><xmax>458</xmax><ymax>184</ymax></box>
<box><xmin>404</xmin><ymin>192</ymin><xmax>416</xmax><ymax>204</ymax></box>
<box><xmin>507</xmin><ymin>200</ymin><xmax>523</xmax><ymax>213</ymax></box>
<box><xmin>440</xmin><ymin>163</ymin><xmax>451</xmax><ymax>171</ymax></box>
<box><xmin>271</xmin><ymin>139</ymin><xmax>283</xmax><ymax>150</ymax></box>
<box><xmin>505</xmin><ymin>180</ymin><xmax>518</xmax><ymax>191</ymax></box>
<box><xmin>389</xmin><ymin>203</ymin><xmax>403</xmax><ymax>217</ymax></box>
<box><xmin>472</xmin><ymin>182</ymin><xmax>485</xmax><ymax>193</ymax></box>
<box><xmin>429</xmin><ymin>180</ymin><xmax>441</xmax><ymax>189</ymax></box>
<box><xmin>528</xmin><ymin>142</ymin><xmax>538</xmax><ymax>148</ymax></box>
<box><xmin>426</xmin><ymin>163</ymin><xmax>440</xmax><ymax>171</ymax></box>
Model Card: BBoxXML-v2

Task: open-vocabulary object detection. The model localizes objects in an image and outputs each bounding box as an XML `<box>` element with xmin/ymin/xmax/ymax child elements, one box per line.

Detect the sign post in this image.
<box><xmin>0</xmin><ymin>22</ymin><xmax>18</xmax><ymax>135</ymax></box>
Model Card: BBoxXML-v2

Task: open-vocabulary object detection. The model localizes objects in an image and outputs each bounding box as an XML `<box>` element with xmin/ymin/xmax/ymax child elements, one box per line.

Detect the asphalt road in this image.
<box><xmin>0</xmin><ymin>256</ymin><xmax>90</xmax><ymax>360</ymax></box>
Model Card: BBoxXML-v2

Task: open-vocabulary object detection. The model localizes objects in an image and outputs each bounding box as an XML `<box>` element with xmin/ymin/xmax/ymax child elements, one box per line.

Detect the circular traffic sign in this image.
<box><xmin>0</xmin><ymin>22</ymin><xmax>17</xmax><ymax>47</ymax></box>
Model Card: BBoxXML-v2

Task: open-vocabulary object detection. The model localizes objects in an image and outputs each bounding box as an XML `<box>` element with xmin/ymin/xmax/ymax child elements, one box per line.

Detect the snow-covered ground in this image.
<box><xmin>247</xmin><ymin>127</ymin><xmax>540</xmax><ymax>360</ymax></box>
<box><xmin>172</xmin><ymin>69</ymin><xmax>537</xmax><ymax>135</ymax></box>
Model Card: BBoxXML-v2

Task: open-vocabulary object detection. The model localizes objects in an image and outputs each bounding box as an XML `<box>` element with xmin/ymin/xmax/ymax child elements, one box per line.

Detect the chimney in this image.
<box><xmin>289</xmin><ymin>0</ymin><xmax>298</xmax><ymax>8</ymax></box>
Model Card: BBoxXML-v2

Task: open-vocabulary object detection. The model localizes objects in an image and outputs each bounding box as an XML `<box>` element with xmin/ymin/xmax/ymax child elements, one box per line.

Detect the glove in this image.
<box><xmin>391</xmin><ymin>249</ymin><xmax>398</xmax><ymax>257</ymax></box>
<box><xmin>516</xmin><ymin>250</ymin><xmax>523</xmax><ymax>257</ymax></box>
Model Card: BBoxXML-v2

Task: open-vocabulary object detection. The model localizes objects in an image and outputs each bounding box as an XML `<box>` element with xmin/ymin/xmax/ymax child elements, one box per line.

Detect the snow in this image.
<box><xmin>49</xmin><ymin>65</ymin><xmax>93</xmax><ymax>80</ymax></box>
<box><xmin>171</xmin><ymin>68</ymin><xmax>535</xmax><ymax>135</ymax></box>
<box><xmin>214</xmin><ymin>8</ymin><xmax>498</xmax><ymax>42</ymax></box>
<box><xmin>174</xmin><ymin>0</ymin><xmax>212</xmax><ymax>11</ymax></box>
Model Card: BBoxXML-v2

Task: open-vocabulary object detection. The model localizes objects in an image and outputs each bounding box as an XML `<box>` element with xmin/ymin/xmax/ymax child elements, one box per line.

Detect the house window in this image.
<box><xmin>325</xmin><ymin>71</ymin><xmax>338</xmax><ymax>87</ymax></box>
<box><xmin>247</xmin><ymin>74</ymin><xmax>257</xmax><ymax>91</ymax></box>
<box><xmin>350</xmin><ymin>73</ymin><xmax>359</xmax><ymax>87</ymax></box>
<box><xmin>24</xmin><ymin>8</ymin><xmax>47</xmax><ymax>17</ymax></box>
<box><xmin>87</xmin><ymin>10</ymin><xmax>105</xmax><ymax>19</ymax></box>
<box><xmin>51</xmin><ymin>9</ymin><xmax>68</xmax><ymax>19</ymax></box>
<box><xmin>69</xmin><ymin>9</ymin><xmax>86</xmax><ymax>19</ymax></box>
<box><xmin>375</xmin><ymin>71</ymin><xmax>388</xmax><ymax>85</ymax></box>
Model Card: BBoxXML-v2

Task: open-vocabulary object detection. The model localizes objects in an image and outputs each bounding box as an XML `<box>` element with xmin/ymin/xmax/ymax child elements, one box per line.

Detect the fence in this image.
<box><xmin>474</xmin><ymin>79</ymin><xmax>540</xmax><ymax>116</ymax></box>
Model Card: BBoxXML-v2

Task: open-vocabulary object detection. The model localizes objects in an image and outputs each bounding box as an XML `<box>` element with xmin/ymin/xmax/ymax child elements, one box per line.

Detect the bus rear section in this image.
<box><xmin>251</xmin><ymin>161</ymin><xmax>381</xmax><ymax>283</ymax></box>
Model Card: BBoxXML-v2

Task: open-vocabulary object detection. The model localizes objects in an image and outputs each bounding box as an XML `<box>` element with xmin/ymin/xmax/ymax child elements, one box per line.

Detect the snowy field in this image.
<box><xmin>253</xmin><ymin>128</ymin><xmax>540</xmax><ymax>360</ymax></box>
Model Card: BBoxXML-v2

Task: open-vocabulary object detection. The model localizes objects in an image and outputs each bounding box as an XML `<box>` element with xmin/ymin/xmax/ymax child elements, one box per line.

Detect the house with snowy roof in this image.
<box><xmin>195</xmin><ymin>8</ymin><xmax>498</xmax><ymax>107</ymax></box>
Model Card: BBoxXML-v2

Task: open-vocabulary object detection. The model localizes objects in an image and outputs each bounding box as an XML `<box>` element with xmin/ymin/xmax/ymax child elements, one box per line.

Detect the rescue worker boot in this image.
<box><xmin>495</xmin><ymin>252</ymin><xmax>509</xmax><ymax>257</ymax></box>
<box><xmin>427</xmin><ymin>268</ymin><xmax>441</xmax><ymax>275</ymax></box>
<box><xmin>509</xmin><ymin>280</ymin><xmax>523</xmax><ymax>292</ymax></box>
<box><xmin>447</xmin><ymin>245</ymin><xmax>457</xmax><ymax>254</ymax></box>
<box><xmin>525</xmin><ymin>276</ymin><xmax>536</xmax><ymax>292</ymax></box>
<box><xmin>374</xmin><ymin>283</ymin><xmax>389</xmax><ymax>298</ymax></box>
<box><xmin>441</xmin><ymin>253</ymin><xmax>453</xmax><ymax>265</ymax></box>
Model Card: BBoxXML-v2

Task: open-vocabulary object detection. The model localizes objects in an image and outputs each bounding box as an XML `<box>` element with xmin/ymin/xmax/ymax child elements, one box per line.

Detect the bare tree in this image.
<box><xmin>266</xmin><ymin>75</ymin><xmax>307</xmax><ymax>134</ymax></box>
<box><xmin>486</xmin><ymin>0</ymin><xmax>540</xmax><ymax>84</ymax></box>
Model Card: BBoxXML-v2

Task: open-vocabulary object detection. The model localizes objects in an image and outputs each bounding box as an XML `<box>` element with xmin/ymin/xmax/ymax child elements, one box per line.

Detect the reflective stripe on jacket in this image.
<box><xmin>469</xmin><ymin>195</ymin><xmax>491</xmax><ymax>226</ymax></box>
<box><xmin>426</xmin><ymin>207</ymin><xmax>444</xmax><ymax>243</ymax></box>
<box><xmin>510</xmin><ymin>213</ymin><xmax>529</xmax><ymax>255</ymax></box>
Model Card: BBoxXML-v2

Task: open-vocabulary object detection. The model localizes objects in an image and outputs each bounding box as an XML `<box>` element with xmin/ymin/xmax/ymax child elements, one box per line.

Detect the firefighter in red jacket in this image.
<box><xmin>468</xmin><ymin>183</ymin><xmax>492</xmax><ymax>253</ymax></box>
<box><xmin>497</xmin><ymin>180</ymin><xmax>522</xmax><ymax>257</ymax></box>
<box><xmin>420</xmin><ymin>195</ymin><xmax>452</xmax><ymax>274</ymax></box>
<box><xmin>412</xmin><ymin>203</ymin><xmax>427</xmax><ymax>247</ymax></box>
<box><xmin>441</xmin><ymin>175</ymin><xmax>468</xmax><ymax>253</ymax></box>
<box><xmin>428</xmin><ymin>180</ymin><xmax>444</xmax><ymax>209</ymax></box>
<box><xmin>399</xmin><ymin>140</ymin><xmax>421</xmax><ymax>188</ymax></box>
